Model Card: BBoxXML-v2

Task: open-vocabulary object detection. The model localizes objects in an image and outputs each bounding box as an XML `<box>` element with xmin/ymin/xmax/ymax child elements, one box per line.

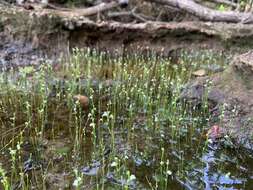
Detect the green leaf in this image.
<box><xmin>218</xmin><ymin>4</ymin><xmax>225</xmax><ymax>11</ymax></box>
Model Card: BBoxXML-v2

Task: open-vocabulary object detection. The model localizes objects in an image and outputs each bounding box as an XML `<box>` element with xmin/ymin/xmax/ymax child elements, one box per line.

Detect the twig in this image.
<box><xmin>45</xmin><ymin>3</ymin><xmax>72</xmax><ymax>11</ymax></box>
<box><xmin>132</xmin><ymin>13</ymin><xmax>147</xmax><ymax>22</ymax></box>
<box><xmin>31</xmin><ymin>1</ymin><xmax>120</xmax><ymax>18</ymax></box>
<box><xmin>145</xmin><ymin>0</ymin><xmax>253</xmax><ymax>24</ymax></box>
<box><xmin>108</xmin><ymin>7</ymin><xmax>154</xmax><ymax>22</ymax></box>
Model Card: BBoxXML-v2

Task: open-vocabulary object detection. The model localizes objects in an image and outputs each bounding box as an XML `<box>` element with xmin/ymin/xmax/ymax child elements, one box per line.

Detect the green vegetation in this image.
<box><xmin>0</xmin><ymin>49</ymin><xmax>252</xmax><ymax>189</ymax></box>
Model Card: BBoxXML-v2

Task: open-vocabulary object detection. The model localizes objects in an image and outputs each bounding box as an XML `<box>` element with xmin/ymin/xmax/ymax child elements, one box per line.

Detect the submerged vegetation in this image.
<box><xmin>0</xmin><ymin>49</ymin><xmax>252</xmax><ymax>189</ymax></box>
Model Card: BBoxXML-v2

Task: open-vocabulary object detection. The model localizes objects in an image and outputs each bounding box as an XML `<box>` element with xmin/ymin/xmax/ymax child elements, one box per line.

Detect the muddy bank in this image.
<box><xmin>0</xmin><ymin>40</ymin><xmax>50</xmax><ymax>71</ymax></box>
<box><xmin>181</xmin><ymin>51</ymin><xmax>253</xmax><ymax>151</ymax></box>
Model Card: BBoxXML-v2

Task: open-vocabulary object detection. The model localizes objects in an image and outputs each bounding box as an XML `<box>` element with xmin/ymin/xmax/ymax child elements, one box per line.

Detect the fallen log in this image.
<box><xmin>145</xmin><ymin>0</ymin><xmax>253</xmax><ymax>23</ymax></box>
<box><xmin>19</xmin><ymin>1</ymin><xmax>120</xmax><ymax>18</ymax></box>
<box><xmin>205</xmin><ymin>0</ymin><xmax>237</xmax><ymax>8</ymax></box>
<box><xmin>1</xmin><ymin>2</ymin><xmax>253</xmax><ymax>55</ymax></box>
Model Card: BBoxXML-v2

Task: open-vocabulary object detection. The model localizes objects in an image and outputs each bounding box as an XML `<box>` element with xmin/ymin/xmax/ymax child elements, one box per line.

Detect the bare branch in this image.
<box><xmin>32</xmin><ymin>1</ymin><xmax>120</xmax><ymax>18</ymax></box>
<box><xmin>145</xmin><ymin>0</ymin><xmax>253</xmax><ymax>23</ymax></box>
<box><xmin>197</xmin><ymin>0</ymin><xmax>237</xmax><ymax>8</ymax></box>
<box><xmin>108</xmin><ymin>7</ymin><xmax>154</xmax><ymax>22</ymax></box>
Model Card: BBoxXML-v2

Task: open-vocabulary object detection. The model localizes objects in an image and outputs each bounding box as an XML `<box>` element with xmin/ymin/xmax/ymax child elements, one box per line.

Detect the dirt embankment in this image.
<box><xmin>181</xmin><ymin>51</ymin><xmax>253</xmax><ymax>151</ymax></box>
<box><xmin>1</xmin><ymin>3</ymin><xmax>253</xmax><ymax>57</ymax></box>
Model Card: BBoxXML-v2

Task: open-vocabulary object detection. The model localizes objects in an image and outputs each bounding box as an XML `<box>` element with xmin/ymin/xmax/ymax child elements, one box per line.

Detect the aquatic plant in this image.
<box><xmin>0</xmin><ymin>48</ymin><xmax>252</xmax><ymax>189</ymax></box>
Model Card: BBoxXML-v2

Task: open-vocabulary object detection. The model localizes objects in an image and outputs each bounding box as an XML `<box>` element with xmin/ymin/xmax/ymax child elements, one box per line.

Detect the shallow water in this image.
<box><xmin>0</xmin><ymin>49</ymin><xmax>252</xmax><ymax>189</ymax></box>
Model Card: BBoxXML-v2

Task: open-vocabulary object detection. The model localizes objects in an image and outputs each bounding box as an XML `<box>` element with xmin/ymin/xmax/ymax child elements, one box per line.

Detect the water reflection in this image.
<box><xmin>202</xmin><ymin>143</ymin><xmax>247</xmax><ymax>190</ymax></box>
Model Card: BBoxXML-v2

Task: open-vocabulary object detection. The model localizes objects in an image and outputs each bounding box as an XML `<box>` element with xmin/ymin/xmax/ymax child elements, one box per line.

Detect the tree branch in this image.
<box><xmin>145</xmin><ymin>0</ymin><xmax>253</xmax><ymax>23</ymax></box>
<box><xmin>35</xmin><ymin>1</ymin><xmax>120</xmax><ymax>18</ymax></box>
<box><xmin>200</xmin><ymin>0</ymin><xmax>237</xmax><ymax>8</ymax></box>
<box><xmin>108</xmin><ymin>7</ymin><xmax>151</xmax><ymax>22</ymax></box>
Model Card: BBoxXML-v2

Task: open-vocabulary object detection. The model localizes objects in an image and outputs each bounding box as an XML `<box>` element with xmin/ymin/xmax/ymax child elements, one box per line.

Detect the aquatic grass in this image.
<box><xmin>0</xmin><ymin>164</ymin><xmax>10</xmax><ymax>190</ymax></box>
<box><xmin>0</xmin><ymin>48</ymin><xmax>250</xmax><ymax>189</ymax></box>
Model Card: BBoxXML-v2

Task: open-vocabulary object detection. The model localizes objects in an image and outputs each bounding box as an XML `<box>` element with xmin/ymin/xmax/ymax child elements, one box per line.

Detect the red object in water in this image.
<box><xmin>207</xmin><ymin>125</ymin><xmax>222</xmax><ymax>139</ymax></box>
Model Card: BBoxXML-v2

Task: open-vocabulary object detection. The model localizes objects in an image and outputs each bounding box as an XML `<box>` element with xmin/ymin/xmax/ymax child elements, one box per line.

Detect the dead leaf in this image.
<box><xmin>192</xmin><ymin>69</ymin><xmax>206</xmax><ymax>77</ymax></box>
<box><xmin>74</xmin><ymin>95</ymin><xmax>89</xmax><ymax>110</ymax></box>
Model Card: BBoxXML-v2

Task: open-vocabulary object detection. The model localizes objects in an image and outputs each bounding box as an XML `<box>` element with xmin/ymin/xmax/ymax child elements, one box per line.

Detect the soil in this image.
<box><xmin>181</xmin><ymin>51</ymin><xmax>253</xmax><ymax>151</ymax></box>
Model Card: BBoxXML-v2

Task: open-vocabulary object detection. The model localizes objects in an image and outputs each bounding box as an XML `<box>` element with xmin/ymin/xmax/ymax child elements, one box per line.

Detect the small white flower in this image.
<box><xmin>102</xmin><ymin>111</ymin><xmax>110</xmax><ymax>118</ymax></box>
<box><xmin>111</xmin><ymin>161</ymin><xmax>117</xmax><ymax>167</ymax></box>
<box><xmin>16</xmin><ymin>144</ymin><xmax>21</xmax><ymax>151</ymax></box>
<box><xmin>73</xmin><ymin>177</ymin><xmax>82</xmax><ymax>187</ymax></box>
<box><xmin>9</xmin><ymin>148</ymin><xmax>16</xmax><ymax>156</ymax></box>
<box><xmin>129</xmin><ymin>174</ymin><xmax>136</xmax><ymax>181</ymax></box>
<box><xmin>89</xmin><ymin>122</ymin><xmax>96</xmax><ymax>128</ymax></box>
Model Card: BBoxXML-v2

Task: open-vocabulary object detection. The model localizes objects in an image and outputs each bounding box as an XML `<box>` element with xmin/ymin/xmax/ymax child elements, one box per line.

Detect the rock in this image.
<box><xmin>106</xmin><ymin>172</ymin><xmax>136</xmax><ymax>189</ymax></box>
<box><xmin>180</xmin><ymin>80</ymin><xmax>205</xmax><ymax>102</ymax></box>
<box><xmin>23</xmin><ymin>157</ymin><xmax>43</xmax><ymax>173</ymax></box>
<box><xmin>201</xmin><ymin>64</ymin><xmax>225</xmax><ymax>73</ymax></box>
<box><xmin>233</xmin><ymin>51</ymin><xmax>253</xmax><ymax>74</ymax></box>
<box><xmin>81</xmin><ymin>161</ymin><xmax>101</xmax><ymax>176</ymax></box>
<box><xmin>73</xmin><ymin>95</ymin><xmax>89</xmax><ymax>110</ymax></box>
<box><xmin>232</xmin><ymin>51</ymin><xmax>253</xmax><ymax>86</ymax></box>
<box><xmin>181</xmin><ymin>51</ymin><xmax>253</xmax><ymax>151</ymax></box>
